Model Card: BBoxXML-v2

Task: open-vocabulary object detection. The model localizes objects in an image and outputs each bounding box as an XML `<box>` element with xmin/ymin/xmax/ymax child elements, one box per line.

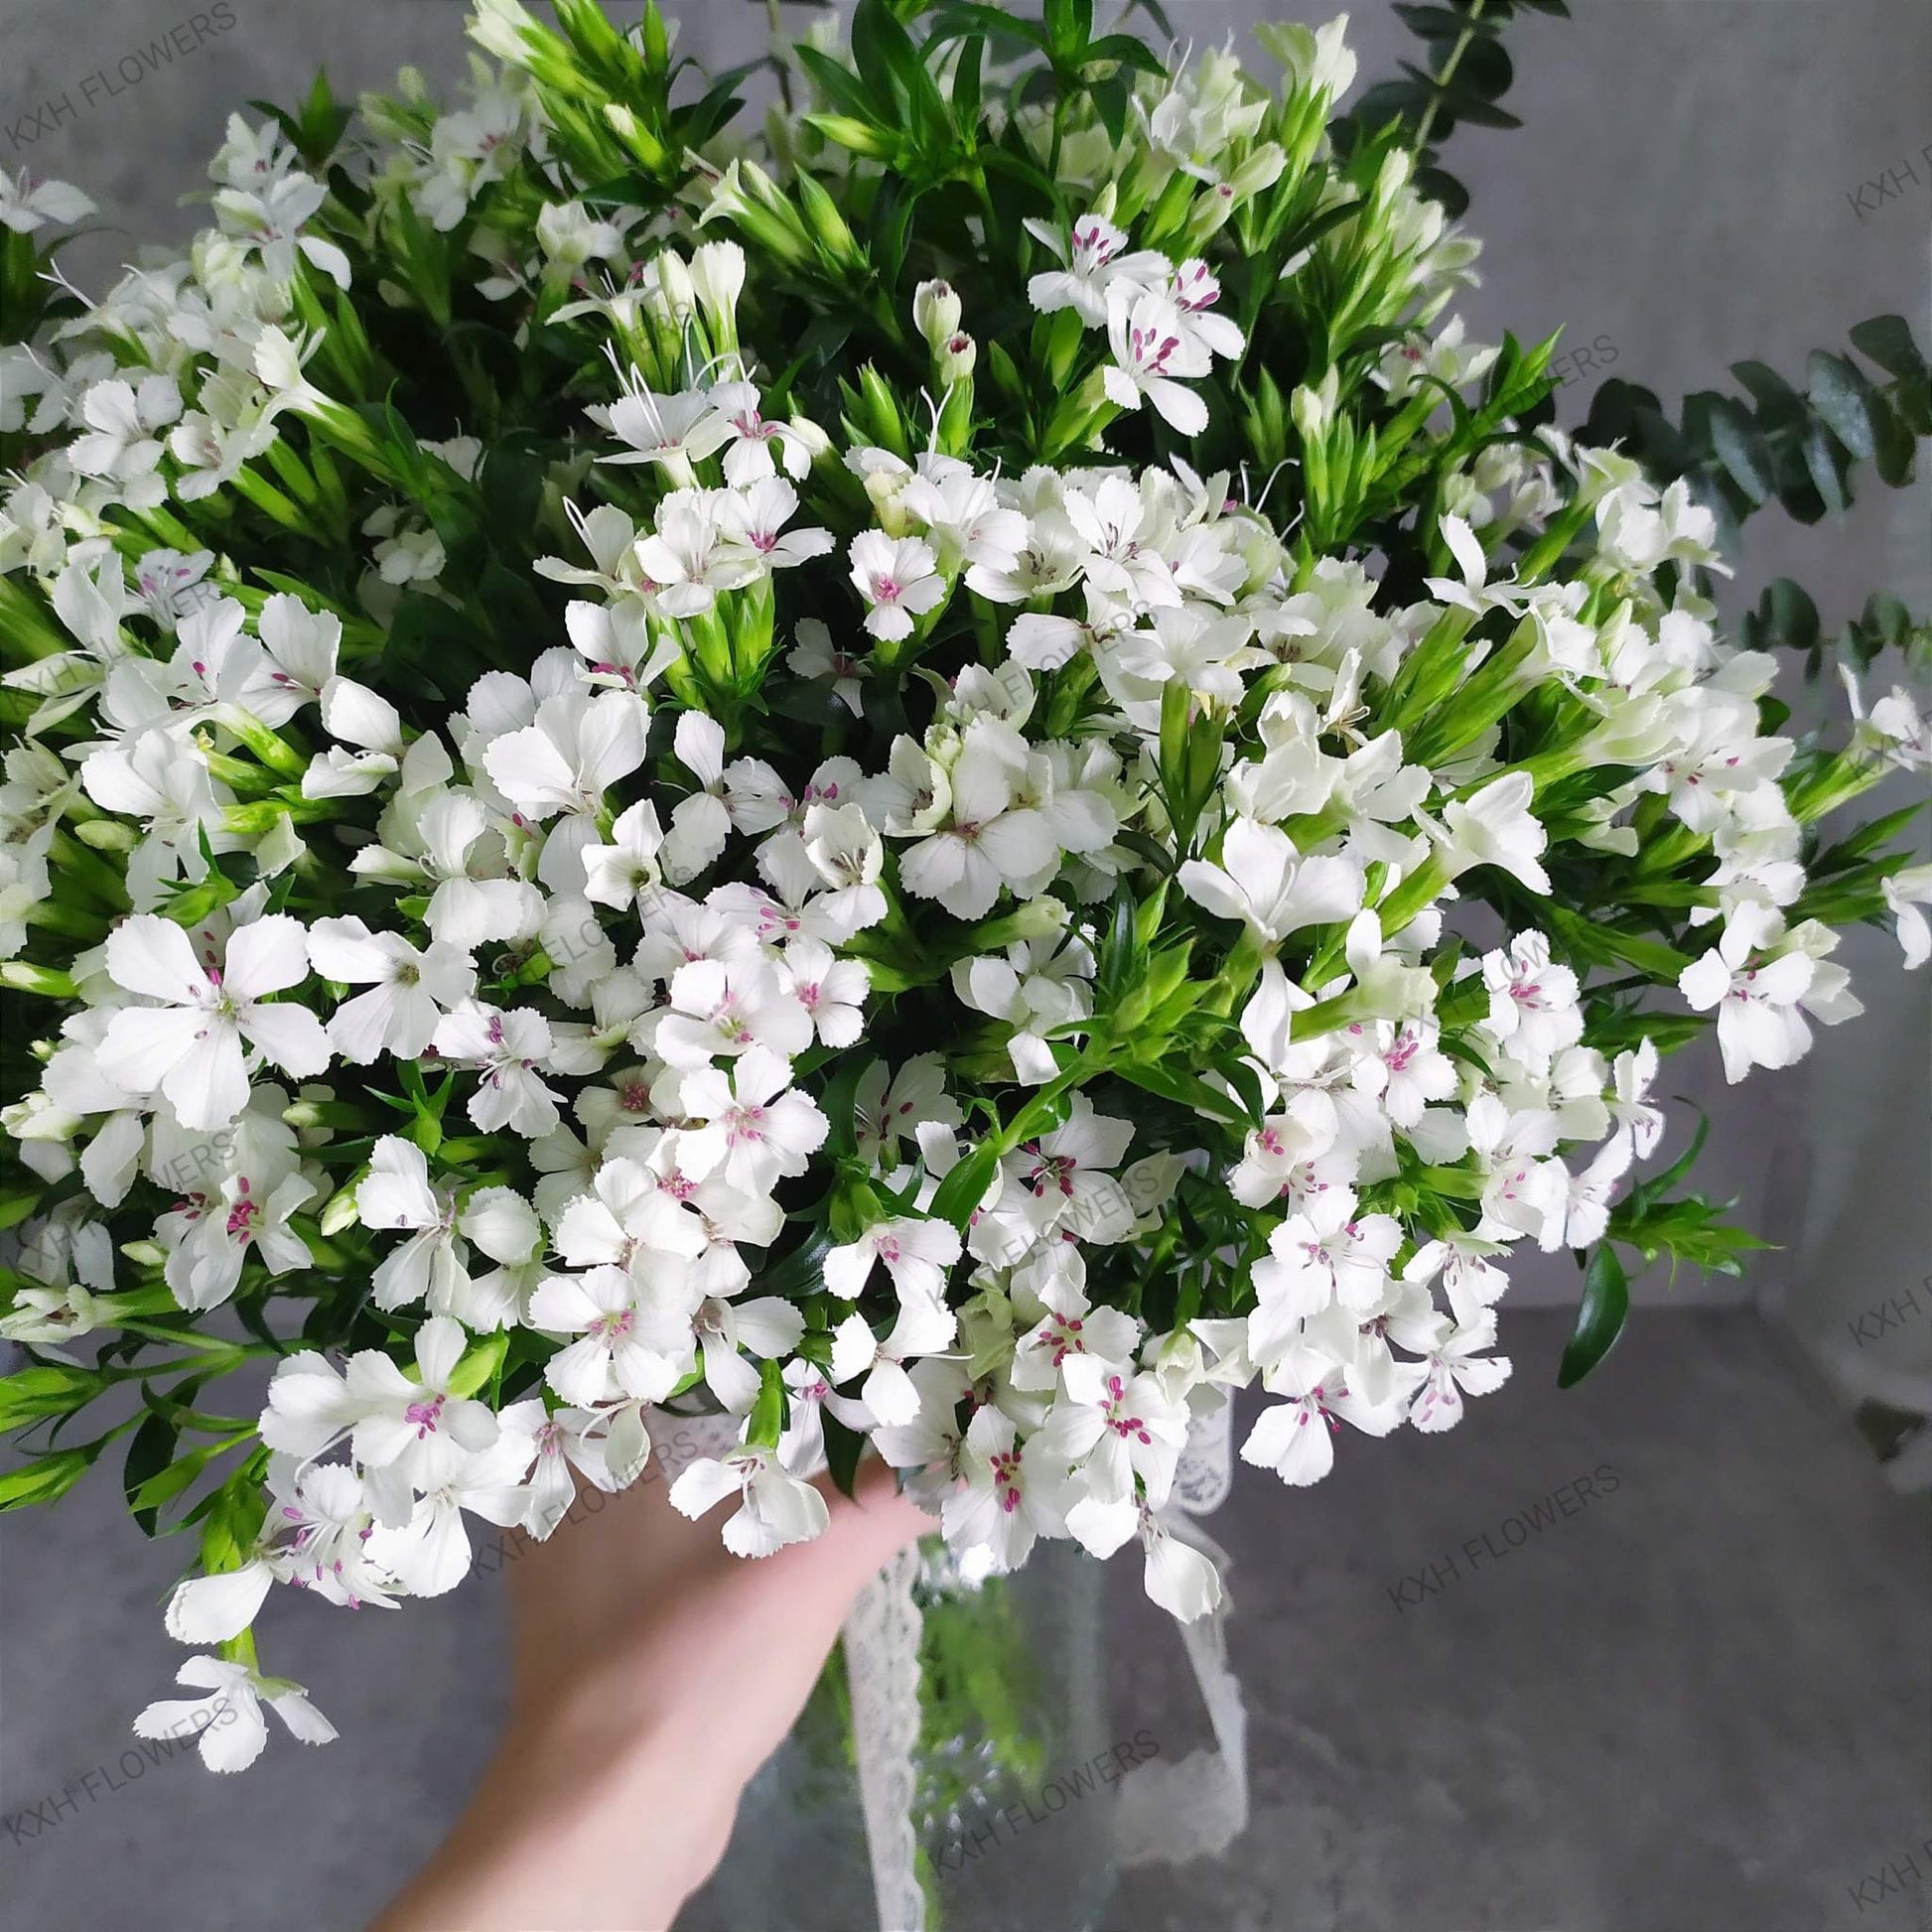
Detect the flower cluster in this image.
<box><xmin>0</xmin><ymin>0</ymin><xmax>1923</xmax><ymax>1769</ymax></box>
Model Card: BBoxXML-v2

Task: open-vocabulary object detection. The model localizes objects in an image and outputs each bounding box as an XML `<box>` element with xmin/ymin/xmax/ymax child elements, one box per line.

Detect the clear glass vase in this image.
<box><xmin>684</xmin><ymin>1534</ymin><xmax>1118</xmax><ymax>1932</ymax></box>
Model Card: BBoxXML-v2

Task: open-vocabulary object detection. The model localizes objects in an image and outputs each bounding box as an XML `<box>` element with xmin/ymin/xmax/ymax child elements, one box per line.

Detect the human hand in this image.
<box><xmin>372</xmin><ymin>1450</ymin><xmax>930</xmax><ymax>1932</ymax></box>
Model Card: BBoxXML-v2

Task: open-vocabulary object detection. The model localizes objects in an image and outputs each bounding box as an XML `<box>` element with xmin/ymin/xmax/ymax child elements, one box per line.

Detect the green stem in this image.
<box><xmin>1412</xmin><ymin>0</ymin><xmax>1490</xmax><ymax>155</ymax></box>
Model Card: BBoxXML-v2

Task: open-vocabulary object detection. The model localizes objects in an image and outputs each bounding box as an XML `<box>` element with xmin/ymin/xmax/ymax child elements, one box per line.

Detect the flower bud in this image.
<box><xmin>652</xmin><ymin>247</ymin><xmax>696</xmax><ymax>319</ymax></box>
<box><xmin>937</xmin><ymin>332</ymin><xmax>977</xmax><ymax>384</ymax></box>
<box><xmin>319</xmin><ymin>1180</ymin><xmax>362</xmax><ymax>1238</ymax></box>
<box><xmin>913</xmin><ymin>279</ymin><xmax>962</xmax><ymax>352</ymax></box>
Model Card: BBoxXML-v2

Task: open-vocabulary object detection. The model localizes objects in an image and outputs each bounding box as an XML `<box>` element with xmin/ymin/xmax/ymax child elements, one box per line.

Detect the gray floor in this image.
<box><xmin>2</xmin><ymin>1308</ymin><xmax>1926</xmax><ymax>1932</ymax></box>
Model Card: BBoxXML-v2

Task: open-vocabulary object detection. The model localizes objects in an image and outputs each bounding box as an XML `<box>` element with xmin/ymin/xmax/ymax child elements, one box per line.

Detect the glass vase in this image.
<box><xmin>684</xmin><ymin>1534</ymin><xmax>1118</xmax><ymax>1932</ymax></box>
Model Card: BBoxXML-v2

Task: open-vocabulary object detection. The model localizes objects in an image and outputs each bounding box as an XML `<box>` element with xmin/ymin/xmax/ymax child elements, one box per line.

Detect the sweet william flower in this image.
<box><xmin>1102</xmin><ymin>285</ymin><xmax>1212</xmax><ymax>437</ymax></box>
<box><xmin>669</xmin><ymin>1443</ymin><xmax>830</xmax><ymax>1559</ymax></box>
<box><xmin>348</xmin><ymin>1314</ymin><xmax>499</xmax><ymax>1492</ymax></box>
<box><xmin>356</xmin><ymin>1135</ymin><xmax>471</xmax><ymax>1312</ymax></box>
<box><xmin>528</xmin><ymin>1263</ymin><xmax>701</xmax><ymax>1406</ymax></box>
<box><xmin>1178</xmin><ymin>818</ymin><xmax>1365</xmax><ymax>946</ymax></box>
<box><xmin>0</xmin><ymin>168</ymin><xmax>94</xmax><ymax>233</ymax></box>
<box><xmin>134</xmin><ymin>1657</ymin><xmax>335</xmax><ymax>1774</ymax></box>
<box><xmin>432</xmin><ymin>1001</ymin><xmax>562</xmax><ymax>1137</ymax></box>
<box><xmin>1024</xmin><ymin>212</ymin><xmax>1167</xmax><ymax>327</ymax></box>
<box><xmin>898</xmin><ymin>720</ymin><xmax>1059</xmax><ymax>920</ymax></box>
<box><xmin>1240</xmin><ymin>1346</ymin><xmax>1404</xmax><ymax>1487</ymax></box>
<box><xmin>849</xmin><ymin>530</ymin><xmax>945</xmax><ymax>642</ymax></box>
<box><xmin>678</xmin><ymin>1042</ymin><xmax>829</xmax><ymax>1195</ymax></box>
<box><xmin>1427</xmin><ymin>771</ymin><xmax>1552</xmax><ymax>895</ymax></box>
<box><xmin>1678</xmin><ymin>905</ymin><xmax>1823</xmax><ymax>1083</ymax></box>
<box><xmin>308</xmin><ymin>915</ymin><xmax>477</xmax><ymax>1062</ymax></box>
<box><xmin>943</xmin><ymin>1406</ymin><xmax>1067</xmax><ymax>1573</ymax></box>
<box><xmin>823</xmin><ymin>1215</ymin><xmax>964</xmax><ymax>1303</ymax></box>
<box><xmin>99</xmin><ymin>914</ymin><xmax>330</xmax><ymax>1131</ymax></box>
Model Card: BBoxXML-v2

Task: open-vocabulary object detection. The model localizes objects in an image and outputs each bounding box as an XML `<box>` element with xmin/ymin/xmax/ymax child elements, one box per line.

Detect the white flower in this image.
<box><xmin>1139</xmin><ymin>1506</ymin><xmax>1223</xmax><ymax>1621</ymax></box>
<box><xmin>786</xmin><ymin>618</ymin><xmax>869</xmax><ymax>717</ymax></box>
<box><xmin>1009</xmin><ymin>1095</ymin><xmax>1139</xmax><ymax>1243</ymax></box>
<box><xmin>99</xmin><ymin>914</ymin><xmax>329</xmax><ymax>1131</ymax></box>
<box><xmin>849</xmin><ymin>530</ymin><xmax>945</xmax><ymax>642</ymax></box>
<box><xmin>0</xmin><ymin>168</ymin><xmax>94</xmax><ymax>233</ymax></box>
<box><xmin>1166</xmin><ymin>259</ymin><xmax>1245</xmax><ymax>361</ymax></box>
<box><xmin>1677</xmin><ymin>906</ymin><xmax>1820</xmax><ymax>1083</ymax></box>
<box><xmin>823</xmin><ymin>1215</ymin><xmax>963</xmax><ymax>1302</ymax></box>
<box><xmin>678</xmin><ymin>1042</ymin><xmax>829</xmax><ymax>1195</ymax></box>
<box><xmin>1883</xmin><ymin>863</ymin><xmax>1932</xmax><ymax>970</ymax></box>
<box><xmin>825</xmin><ymin>1295</ymin><xmax>955</xmax><ymax>1427</ymax></box>
<box><xmin>1405</xmin><ymin>1314</ymin><xmax>1513</xmax><ymax>1434</ymax></box>
<box><xmin>1480</xmin><ymin>932</ymin><xmax>1583</xmax><ymax>1065</ymax></box>
<box><xmin>593</xmin><ymin>382</ymin><xmax>730</xmax><ymax>473</ymax></box>
<box><xmin>1025</xmin><ymin>212</ymin><xmax>1167</xmax><ymax>327</ymax></box>
<box><xmin>1178</xmin><ymin>818</ymin><xmax>1365</xmax><ymax>945</ymax></box>
<box><xmin>482</xmin><ymin>688</ymin><xmax>648</xmax><ymax>890</ymax></box>
<box><xmin>943</xmin><ymin>1406</ymin><xmax>1066</xmax><ymax>1572</ymax></box>
<box><xmin>160</xmin><ymin>1166</ymin><xmax>315</xmax><ymax>1312</ymax></box>
<box><xmin>1250</xmin><ymin>1190</ymin><xmax>1403</xmax><ymax>1337</ymax></box>
<box><xmin>357</xmin><ymin>1135</ymin><xmax>470</xmax><ymax>1312</ymax></box>
<box><xmin>800</xmin><ymin>800</ymin><xmax>889</xmax><ymax>938</ymax></box>
<box><xmin>309</xmin><ymin>916</ymin><xmax>477</xmax><ymax>1062</ymax></box>
<box><xmin>553</xmin><ymin>1155</ymin><xmax>710</xmax><ymax>1270</ymax></box>
<box><xmin>364</xmin><ymin>1418</ymin><xmax>537</xmax><ymax>1598</ymax></box>
<box><xmin>710</xmin><ymin>382</ymin><xmax>814</xmax><ymax>485</ymax></box>
<box><xmin>1102</xmin><ymin>286</ymin><xmax>1211</xmax><ymax>436</ymax></box>
<box><xmin>633</xmin><ymin>488</ymin><xmax>761</xmax><ymax>615</ymax></box>
<box><xmin>79</xmin><ymin>732</ymin><xmax>232</xmax><ymax>911</ymax></box>
<box><xmin>669</xmin><ymin>1443</ymin><xmax>830</xmax><ymax>1558</ymax></box>
<box><xmin>528</xmin><ymin>1263</ymin><xmax>700</xmax><ymax>1406</ymax></box>
<box><xmin>1606</xmin><ymin>1038</ymin><xmax>1666</xmax><ymax>1161</ymax></box>
<box><xmin>134</xmin><ymin>1657</ymin><xmax>335</xmax><ymax>1774</ymax></box>
<box><xmin>582</xmin><ymin>798</ymin><xmax>669</xmax><ymax>910</ymax></box>
<box><xmin>657</xmin><ymin>955</ymin><xmax>813</xmax><ymax>1067</ymax></box>
<box><xmin>348</xmin><ymin>1314</ymin><xmax>499</xmax><ymax>1491</ymax></box>
<box><xmin>432</xmin><ymin>1001</ymin><xmax>562</xmax><ymax>1137</ymax></box>
<box><xmin>854</xmin><ymin>1054</ymin><xmax>959</xmax><ymax>1166</ymax></box>
<box><xmin>1037</xmin><ymin>1356</ymin><xmax>1190</xmax><ymax>1555</ymax></box>
<box><xmin>69</xmin><ymin>375</ymin><xmax>182</xmax><ymax>493</ymax></box>
<box><xmin>717</xmin><ymin>476</ymin><xmax>835</xmax><ymax>573</ymax></box>
<box><xmin>1240</xmin><ymin>1347</ymin><xmax>1402</xmax><ymax>1486</ymax></box>
<box><xmin>1428</xmin><ymin>771</ymin><xmax>1552</xmax><ymax>895</ymax></box>
<box><xmin>898</xmin><ymin>720</ymin><xmax>1060</xmax><ymax>920</ymax></box>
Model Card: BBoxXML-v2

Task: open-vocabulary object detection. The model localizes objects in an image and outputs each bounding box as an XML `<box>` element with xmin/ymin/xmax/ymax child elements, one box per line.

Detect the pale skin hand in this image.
<box><xmin>372</xmin><ymin>1457</ymin><xmax>931</xmax><ymax>1932</ymax></box>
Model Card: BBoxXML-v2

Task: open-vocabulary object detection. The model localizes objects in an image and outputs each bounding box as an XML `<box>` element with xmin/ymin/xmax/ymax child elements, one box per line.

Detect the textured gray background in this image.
<box><xmin>0</xmin><ymin>3</ymin><xmax>1928</xmax><ymax>1929</ymax></box>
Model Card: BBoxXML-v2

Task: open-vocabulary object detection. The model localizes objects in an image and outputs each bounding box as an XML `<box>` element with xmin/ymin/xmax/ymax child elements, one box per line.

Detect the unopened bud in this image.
<box><xmin>319</xmin><ymin>1181</ymin><xmax>362</xmax><ymax>1237</ymax></box>
<box><xmin>652</xmin><ymin>247</ymin><xmax>696</xmax><ymax>318</ymax></box>
<box><xmin>938</xmin><ymin>332</ymin><xmax>977</xmax><ymax>384</ymax></box>
<box><xmin>913</xmin><ymin>278</ymin><xmax>962</xmax><ymax>352</ymax></box>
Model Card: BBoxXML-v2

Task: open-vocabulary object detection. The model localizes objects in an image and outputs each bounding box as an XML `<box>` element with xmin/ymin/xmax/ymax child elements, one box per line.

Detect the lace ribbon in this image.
<box><xmin>842</xmin><ymin>1542</ymin><xmax>928</xmax><ymax>1932</ymax></box>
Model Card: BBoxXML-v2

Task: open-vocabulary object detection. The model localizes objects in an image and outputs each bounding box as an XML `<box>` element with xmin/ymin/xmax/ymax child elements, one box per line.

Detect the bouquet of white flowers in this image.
<box><xmin>1</xmin><ymin>0</ymin><xmax>1926</xmax><ymax>1781</ymax></box>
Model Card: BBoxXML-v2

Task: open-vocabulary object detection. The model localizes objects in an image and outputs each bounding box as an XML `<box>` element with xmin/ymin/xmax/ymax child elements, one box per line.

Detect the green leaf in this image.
<box><xmin>1849</xmin><ymin>313</ymin><xmax>1927</xmax><ymax>380</ymax></box>
<box><xmin>930</xmin><ymin>1139</ymin><xmax>1004</xmax><ymax>1232</ymax></box>
<box><xmin>1801</xmin><ymin>417</ymin><xmax>1850</xmax><ymax>516</ymax></box>
<box><xmin>1807</xmin><ymin>350</ymin><xmax>1876</xmax><ymax>461</ymax></box>
<box><xmin>1701</xmin><ymin>394</ymin><xmax>1772</xmax><ymax>503</ymax></box>
<box><xmin>0</xmin><ymin>1363</ymin><xmax>106</xmax><ymax>1430</ymax></box>
<box><xmin>124</xmin><ymin>1410</ymin><xmax>180</xmax><ymax>1536</ymax></box>
<box><xmin>0</xmin><ymin>1446</ymin><xmax>97</xmax><ymax>1512</ymax></box>
<box><xmin>1558</xmin><ymin>1244</ymin><xmax>1629</xmax><ymax>1388</ymax></box>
